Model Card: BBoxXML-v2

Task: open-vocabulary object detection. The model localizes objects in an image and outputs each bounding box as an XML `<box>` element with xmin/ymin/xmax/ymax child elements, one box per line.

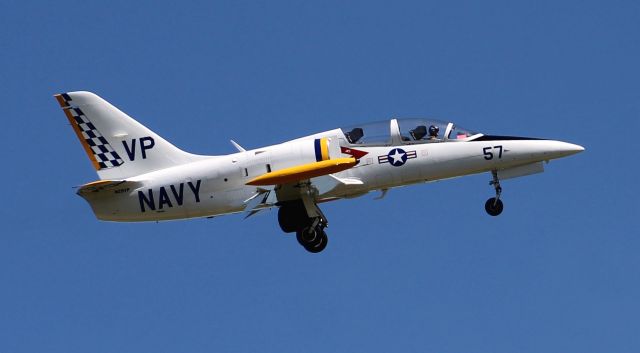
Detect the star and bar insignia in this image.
<box><xmin>378</xmin><ymin>148</ymin><xmax>417</xmax><ymax>167</ymax></box>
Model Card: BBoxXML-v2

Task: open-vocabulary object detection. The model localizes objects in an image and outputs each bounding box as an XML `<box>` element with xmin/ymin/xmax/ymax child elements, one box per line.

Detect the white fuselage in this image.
<box><xmin>80</xmin><ymin>128</ymin><xmax>583</xmax><ymax>222</ymax></box>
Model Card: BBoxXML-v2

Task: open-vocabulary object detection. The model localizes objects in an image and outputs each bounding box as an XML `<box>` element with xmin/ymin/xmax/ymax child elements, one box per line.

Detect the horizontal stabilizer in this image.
<box><xmin>246</xmin><ymin>158</ymin><xmax>357</xmax><ymax>186</ymax></box>
<box><xmin>76</xmin><ymin>179</ymin><xmax>142</xmax><ymax>195</ymax></box>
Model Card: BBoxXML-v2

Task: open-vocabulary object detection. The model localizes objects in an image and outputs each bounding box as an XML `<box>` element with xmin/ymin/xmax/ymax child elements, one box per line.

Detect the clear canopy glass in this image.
<box><xmin>397</xmin><ymin>118</ymin><xmax>477</xmax><ymax>143</ymax></box>
<box><xmin>341</xmin><ymin>120</ymin><xmax>391</xmax><ymax>145</ymax></box>
<box><xmin>340</xmin><ymin>118</ymin><xmax>478</xmax><ymax>146</ymax></box>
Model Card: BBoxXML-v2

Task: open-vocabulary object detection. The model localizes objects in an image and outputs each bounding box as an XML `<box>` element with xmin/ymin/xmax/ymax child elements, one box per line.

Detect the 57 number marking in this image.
<box><xmin>483</xmin><ymin>145</ymin><xmax>503</xmax><ymax>160</ymax></box>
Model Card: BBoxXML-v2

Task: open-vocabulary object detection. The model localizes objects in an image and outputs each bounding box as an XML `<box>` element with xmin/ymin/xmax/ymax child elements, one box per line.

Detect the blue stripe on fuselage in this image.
<box><xmin>314</xmin><ymin>139</ymin><xmax>322</xmax><ymax>162</ymax></box>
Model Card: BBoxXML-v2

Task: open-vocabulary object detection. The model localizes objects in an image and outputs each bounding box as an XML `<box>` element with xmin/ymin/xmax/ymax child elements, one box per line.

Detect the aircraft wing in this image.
<box><xmin>242</xmin><ymin>138</ymin><xmax>362</xmax><ymax>216</ymax></box>
<box><xmin>245</xmin><ymin>157</ymin><xmax>357</xmax><ymax>186</ymax></box>
<box><xmin>242</xmin><ymin>157</ymin><xmax>362</xmax><ymax>215</ymax></box>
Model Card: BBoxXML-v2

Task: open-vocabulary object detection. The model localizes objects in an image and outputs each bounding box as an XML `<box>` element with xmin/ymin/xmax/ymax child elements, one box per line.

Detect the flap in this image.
<box><xmin>311</xmin><ymin>174</ymin><xmax>363</xmax><ymax>195</ymax></box>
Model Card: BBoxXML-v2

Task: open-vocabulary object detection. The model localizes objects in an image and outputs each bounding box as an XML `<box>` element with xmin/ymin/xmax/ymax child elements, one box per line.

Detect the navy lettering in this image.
<box><xmin>170</xmin><ymin>184</ymin><xmax>184</xmax><ymax>205</ymax></box>
<box><xmin>158</xmin><ymin>186</ymin><xmax>173</xmax><ymax>209</ymax></box>
<box><xmin>138</xmin><ymin>189</ymin><xmax>155</xmax><ymax>212</ymax></box>
<box><xmin>187</xmin><ymin>180</ymin><xmax>201</xmax><ymax>202</ymax></box>
<box><xmin>137</xmin><ymin>180</ymin><xmax>201</xmax><ymax>212</ymax></box>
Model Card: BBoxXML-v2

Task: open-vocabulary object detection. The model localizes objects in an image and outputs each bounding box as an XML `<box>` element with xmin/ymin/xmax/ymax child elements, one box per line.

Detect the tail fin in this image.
<box><xmin>55</xmin><ymin>91</ymin><xmax>207</xmax><ymax>179</ymax></box>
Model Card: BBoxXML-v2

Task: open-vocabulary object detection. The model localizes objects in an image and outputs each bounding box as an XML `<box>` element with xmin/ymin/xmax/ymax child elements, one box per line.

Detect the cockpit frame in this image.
<box><xmin>340</xmin><ymin>118</ymin><xmax>481</xmax><ymax>147</ymax></box>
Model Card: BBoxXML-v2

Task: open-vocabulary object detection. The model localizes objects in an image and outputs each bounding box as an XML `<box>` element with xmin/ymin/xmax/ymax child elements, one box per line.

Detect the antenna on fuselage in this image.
<box><xmin>230</xmin><ymin>140</ymin><xmax>246</xmax><ymax>152</ymax></box>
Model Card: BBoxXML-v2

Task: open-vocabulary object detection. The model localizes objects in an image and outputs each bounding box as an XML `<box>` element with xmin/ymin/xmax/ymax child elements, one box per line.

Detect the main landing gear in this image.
<box><xmin>296</xmin><ymin>218</ymin><xmax>328</xmax><ymax>253</ymax></box>
<box><xmin>278</xmin><ymin>200</ymin><xmax>329</xmax><ymax>253</ymax></box>
<box><xmin>485</xmin><ymin>170</ymin><xmax>504</xmax><ymax>216</ymax></box>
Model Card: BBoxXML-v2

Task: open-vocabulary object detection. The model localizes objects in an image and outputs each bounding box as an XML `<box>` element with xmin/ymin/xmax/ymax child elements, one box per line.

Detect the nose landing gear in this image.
<box><xmin>485</xmin><ymin>170</ymin><xmax>504</xmax><ymax>216</ymax></box>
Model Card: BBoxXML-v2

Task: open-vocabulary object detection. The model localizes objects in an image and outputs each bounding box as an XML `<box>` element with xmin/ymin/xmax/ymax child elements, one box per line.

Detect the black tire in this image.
<box><xmin>485</xmin><ymin>197</ymin><xmax>504</xmax><ymax>216</ymax></box>
<box><xmin>278</xmin><ymin>202</ymin><xmax>311</xmax><ymax>233</ymax></box>
<box><xmin>296</xmin><ymin>226</ymin><xmax>320</xmax><ymax>247</ymax></box>
<box><xmin>304</xmin><ymin>231</ymin><xmax>328</xmax><ymax>253</ymax></box>
<box><xmin>278</xmin><ymin>205</ymin><xmax>297</xmax><ymax>233</ymax></box>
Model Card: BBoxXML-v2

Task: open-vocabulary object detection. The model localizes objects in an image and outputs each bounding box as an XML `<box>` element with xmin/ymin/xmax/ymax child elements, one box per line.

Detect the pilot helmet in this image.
<box><xmin>428</xmin><ymin>125</ymin><xmax>439</xmax><ymax>136</ymax></box>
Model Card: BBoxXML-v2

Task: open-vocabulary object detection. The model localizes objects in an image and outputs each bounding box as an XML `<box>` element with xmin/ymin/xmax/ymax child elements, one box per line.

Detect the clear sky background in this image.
<box><xmin>1</xmin><ymin>1</ymin><xmax>638</xmax><ymax>352</ymax></box>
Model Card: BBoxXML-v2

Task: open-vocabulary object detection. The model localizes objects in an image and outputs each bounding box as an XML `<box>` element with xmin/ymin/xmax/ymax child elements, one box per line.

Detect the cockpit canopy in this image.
<box><xmin>341</xmin><ymin>118</ymin><xmax>479</xmax><ymax>146</ymax></box>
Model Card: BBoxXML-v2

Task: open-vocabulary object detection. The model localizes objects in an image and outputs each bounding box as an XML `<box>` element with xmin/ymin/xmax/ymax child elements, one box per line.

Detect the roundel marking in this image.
<box><xmin>387</xmin><ymin>148</ymin><xmax>408</xmax><ymax>167</ymax></box>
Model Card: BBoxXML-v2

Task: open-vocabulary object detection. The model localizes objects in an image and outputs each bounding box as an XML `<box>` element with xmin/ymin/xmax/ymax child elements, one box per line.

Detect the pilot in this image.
<box><xmin>428</xmin><ymin>125</ymin><xmax>440</xmax><ymax>141</ymax></box>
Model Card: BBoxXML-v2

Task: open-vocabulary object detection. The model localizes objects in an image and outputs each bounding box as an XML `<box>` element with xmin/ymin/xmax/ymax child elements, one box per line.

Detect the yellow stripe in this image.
<box><xmin>246</xmin><ymin>157</ymin><xmax>356</xmax><ymax>186</ymax></box>
<box><xmin>320</xmin><ymin>137</ymin><xmax>329</xmax><ymax>161</ymax></box>
<box><xmin>63</xmin><ymin>108</ymin><xmax>101</xmax><ymax>170</ymax></box>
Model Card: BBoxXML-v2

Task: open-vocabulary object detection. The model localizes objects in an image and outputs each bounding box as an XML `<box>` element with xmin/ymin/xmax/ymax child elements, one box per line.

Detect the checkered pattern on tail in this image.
<box><xmin>57</xmin><ymin>94</ymin><xmax>124</xmax><ymax>169</ymax></box>
<box><xmin>71</xmin><ymin>108</ymin><xmax>124</xmax><ymax>168</ymax></box>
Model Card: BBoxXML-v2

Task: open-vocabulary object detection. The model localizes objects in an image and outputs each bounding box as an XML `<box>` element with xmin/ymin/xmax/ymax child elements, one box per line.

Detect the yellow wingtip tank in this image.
<box><xmin>246</xmin><ymin>157</ymin><xmax>357</xmax><ymax>186</ymax></box>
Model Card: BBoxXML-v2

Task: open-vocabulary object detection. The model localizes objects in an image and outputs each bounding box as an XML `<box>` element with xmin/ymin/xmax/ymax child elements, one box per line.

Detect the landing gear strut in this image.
<box><xmin>485</xmin><ymin>170</ymin><xmax>504</xmax><ymax>216</ymax></box>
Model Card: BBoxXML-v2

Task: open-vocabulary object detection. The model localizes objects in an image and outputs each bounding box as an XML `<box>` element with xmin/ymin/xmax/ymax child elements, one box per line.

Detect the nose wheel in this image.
<box><xmin>485</xmin><ymin>197</ymin><xmax>503</xmax><ymax>216</ymax></box>
<box><xmin>485</xmin><ymin>170</ymin><xmax>504</xmax><ymax>216</ymax></box>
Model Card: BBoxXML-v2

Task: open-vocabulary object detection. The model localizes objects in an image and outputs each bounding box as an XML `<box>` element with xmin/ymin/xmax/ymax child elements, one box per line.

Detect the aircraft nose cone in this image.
<box><xmin>562</xmin><ymin>142</ymin><xmax>585</xmax><ymax>155</ymax></box>
<box><xmin>546</xmin><ymin>141</ymin><xmax>585</xmax><ymax>159</ymax></box>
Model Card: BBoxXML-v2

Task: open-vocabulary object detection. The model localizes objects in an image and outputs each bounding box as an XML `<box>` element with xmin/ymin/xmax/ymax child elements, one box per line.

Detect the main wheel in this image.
<box><xmin>296</xmin><ymin>226</ymin><xmax>320</xmax><ymax>247</ymax></box>
<box><xmin>296</xmin><ymin>226</ymin><xmax>329</xmax><ymax>253</ymax></box>
<box><xmin>278</xmin><ymin>202</ymin><xmax>311</xmax><ymax>233</ymax></box>
<box><xmin>305</xmin><ymin>231</ymin><xmax>328</xmax><ymax>253</ymax></box>
<box><xmin>485</xmin><ymin>197</ymin><xmax>504</xmax><ymax>216</ymax></box>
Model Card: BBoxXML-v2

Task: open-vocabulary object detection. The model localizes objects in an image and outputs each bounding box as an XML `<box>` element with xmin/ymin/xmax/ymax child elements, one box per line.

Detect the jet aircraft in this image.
<box><xmin>55</xmin><ymin>91</ymin><xmax>584</xmax><ymax>253</ymax></box>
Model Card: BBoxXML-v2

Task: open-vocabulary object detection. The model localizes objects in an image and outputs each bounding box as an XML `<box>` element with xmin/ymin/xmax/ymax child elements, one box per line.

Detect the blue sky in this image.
<box><xmin>1</xmin><ymin>0</ymin><xmax>638</xmax><ymax>352</ymax></box>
